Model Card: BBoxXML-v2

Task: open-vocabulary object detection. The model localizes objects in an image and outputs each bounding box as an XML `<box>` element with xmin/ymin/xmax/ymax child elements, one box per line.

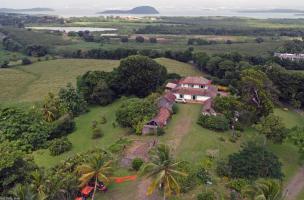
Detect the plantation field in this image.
<box><xmin>0</xmin><ymin>58</ymin><xmax>201</xmax><ymax>103</ymax></box>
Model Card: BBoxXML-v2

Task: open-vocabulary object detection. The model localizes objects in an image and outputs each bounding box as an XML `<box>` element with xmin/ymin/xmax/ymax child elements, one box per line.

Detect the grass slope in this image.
<box><xmin>33</xmin><ymin>100</ymin><xmax>127</xmax><ymax>168</ymax></box>
<box><xmin>0</xmin><ymin>58</ymin><xmax>201</xmax><ymax>103</ymax></box>
<box><xmin>155</xmin><ymin>57</ymin><xmax>203</xmax><ymax>76</ymax></box>
<box><xmin>0</xmin><ymin>59</ymin><xmax>119</xmax><ymax>103</ymax></box>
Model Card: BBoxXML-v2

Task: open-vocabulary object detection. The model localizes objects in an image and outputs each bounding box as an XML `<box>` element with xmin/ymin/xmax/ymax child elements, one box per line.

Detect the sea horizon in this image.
<box><xmin>7</xmin><ymin>7</ymin><xmax>304</xmax><ymax>19</ymax></box>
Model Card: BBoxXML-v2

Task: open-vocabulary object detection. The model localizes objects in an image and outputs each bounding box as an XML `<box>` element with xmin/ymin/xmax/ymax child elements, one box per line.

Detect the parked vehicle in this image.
<box><xmin>175</xmin><ymin>98</ymin><xmax>186</xmax><ymax>103</ymax></box>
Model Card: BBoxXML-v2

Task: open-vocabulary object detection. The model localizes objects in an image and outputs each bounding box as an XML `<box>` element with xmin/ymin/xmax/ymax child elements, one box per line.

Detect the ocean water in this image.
<box><xmin>15</xmin><ymin>8</ymin><xmax>304</xmax><ymax>19</ymax></box>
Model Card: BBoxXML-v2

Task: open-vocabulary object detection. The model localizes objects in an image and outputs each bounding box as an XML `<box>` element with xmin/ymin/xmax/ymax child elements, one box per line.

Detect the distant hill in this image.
<box><xmin>238</xmin><ymin>9</ymin><xmax>304</xmax><ymax>13</ymax></box>
<box><xmin>99</xmin><ymin>6</ymin><xmax>159</xmax><ymax>14</ymax></box>
<box><xmin>0</xmin><ymin>7</ymin><xmax>54</xmax><ymax>13</ymax></box>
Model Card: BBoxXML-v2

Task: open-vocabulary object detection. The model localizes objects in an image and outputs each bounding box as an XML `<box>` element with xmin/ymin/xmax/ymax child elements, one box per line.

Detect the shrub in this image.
<box><xmin>0</xmin><ymin>60</ymin><xmax>9</xmax><ymax>68</ymax></box>
<box><xmin>91</xmin><ymin>120</ymin><xmax>98</xmax><ymax>129</ymax></box>
<box><xmin>177</xmin><ymin>161</ymin><xmax>198</xmax><ymax>193</ymax></box>
<box><xmin>121</xmin><ymin>36</ymin><xmax>129</xmax><ymax>43</ymax></box>
<box><xmin>197</xmin><ymin>191</ymin><xmax>216</xmax><ymax>200</ymax></box>
<box><xmin>157</xmin><ymin>127</ymin><xmax>166</xmax><ymax>136</ymax></box>
<box><xmin>149</xmin><ymin>37</ymin><xmax>157</xmax><ymax>43</ymax></box>
<box><xmin>132</xmin><ymin>158</ymin><xmax>144</xmax><ymax>171</ymax></box>
<box><xmin>100</xmin><ymin>116</ymin><xmax>107</xmax><ymax>124</ymax></box>
<box><xmin>172</xmin><ymin>104</ymin><xmax>178</xmax><ymax>114</ymax></box>
<box><xmin>50</xmin><ymin>114</ymin><xmax>75</xmax><ymax>139</ymax></box>
<box><xmin>92</xmin><ymin>128</ymin><xmax>103</xmax><ymax>139</ymax></box>
<box><xmin>216</xmin><ymin>160</ymin><xmax>231</xmax><ymax>177</ymax></box>
<box><xmin>197</xmin><ymin>167</ymin><xmax>212</xmax><ymax>184</ymax></box>
<box><xmin>135</xmin><ymin>36</ymin><xmax>145</xmax><ymax>43</ymax></box>
<box><xmin>227</xmin><ymin>179</ymin><xmax>249</xmax><ymax>192</ymax></box>
<box><xmin>21</xmin><ymin>57</ymin><xmax>32</xmax><ymax>65</ymax></box>
<box><xmin>108</xmin><ymin>138</ymin><xmax>130</xmax><ymax>154</ymax></box>
<box><xmin>49</xmin><ymin>137</ymin><xmax>72</xmax><ymax>156</ymax></box>
<box><xmin>197</xmin><ymin>114</ymin><xmax>229</xmax><ymax>131</ymax></box>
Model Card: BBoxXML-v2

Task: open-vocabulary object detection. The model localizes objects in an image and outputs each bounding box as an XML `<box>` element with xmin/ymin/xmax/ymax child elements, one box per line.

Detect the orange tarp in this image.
<box><xmin>112</xmin><ymin>175</ymin><xmax>137</xmax><ymax>183</ymax></box>
<box><xmin>81</xmin><ymin>186</ymin><xmax>94</xmax><ymax>195</ymax></box>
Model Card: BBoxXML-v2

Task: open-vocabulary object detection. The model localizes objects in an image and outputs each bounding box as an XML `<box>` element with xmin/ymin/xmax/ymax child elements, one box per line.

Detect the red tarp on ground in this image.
<box><xmin>81</xmin><ymin>186</ymin><xmax>94</xmax><ymax>196</ymax></box>
<box><xmin>113</xmin><ymin>175</ymin><xmax>137</xmax><ymax>183</ymax></box>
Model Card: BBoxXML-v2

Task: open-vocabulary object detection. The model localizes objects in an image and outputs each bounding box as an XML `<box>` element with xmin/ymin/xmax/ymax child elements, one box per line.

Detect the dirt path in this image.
<box><xmin>122</xmin><ymin>105</ymin><xmax>198</xmax><ymax>200</ymax></box>
<box><xmin>284</xmin><ymin>166</ymin><xmax>304</xmax><ymax>200</ymax></box>
<box><xmin>167</xmin><ymin>116</ymin><xmax>193</xmax><ymax>152</ymax></box>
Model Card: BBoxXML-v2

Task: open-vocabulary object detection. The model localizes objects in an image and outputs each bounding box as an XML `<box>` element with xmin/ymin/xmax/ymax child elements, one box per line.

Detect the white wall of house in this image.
<box><xmin>181</xmin><ymin>84</ymin><xmax>208</xmax><ymax>89</ymax></box>
<box><xmin>174</xmin><ymin>93</ymin><xmax>210</xmax><ymax>102</ymax></box>
<box><xmin>197</xmin><ymin>96</ymin><xmax>210</xmax><ymax>101</ymax></box>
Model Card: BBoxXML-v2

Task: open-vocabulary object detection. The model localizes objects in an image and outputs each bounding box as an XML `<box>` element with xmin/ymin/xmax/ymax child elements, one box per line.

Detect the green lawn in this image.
<box><xmin>155</xmin><ymin>58</ymin><xmax>203</xmax><ymax>76</ymax></box>
<box><xmin>172</xmin><ymin>105</ymin><xmax>303</xmax><ymax>185</ymax></box>
<box><xmin>296</xmin><ymin>190</ymin><xmax>304</xmax><ymax>200</ymax></box>
<box><xmin>33</xmin><ymin>100</ymin><xmax>128</xmax><ymax>168</ymax></box>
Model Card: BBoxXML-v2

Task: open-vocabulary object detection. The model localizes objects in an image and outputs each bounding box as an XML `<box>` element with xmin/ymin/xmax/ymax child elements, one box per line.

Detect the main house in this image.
<box><xmin>168</xmin><ymin>76</ymin><xmax>218</xmax><ymax>104</ymax></box>
<box><xmin>142</xmin><ymin>76</ymin><xmax>218</xmax><ymax>135</ymax></box>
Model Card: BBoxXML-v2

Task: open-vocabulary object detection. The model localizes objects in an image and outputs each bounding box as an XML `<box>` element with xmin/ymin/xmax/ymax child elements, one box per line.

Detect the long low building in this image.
<box><xmin>274</xmin><ymin>53</ymin><xmax>304</xmax><ymax>61</ymax></box>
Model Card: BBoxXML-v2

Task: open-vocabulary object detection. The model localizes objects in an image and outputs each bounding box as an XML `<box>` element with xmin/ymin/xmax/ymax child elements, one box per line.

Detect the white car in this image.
<box><xmin>175</xmin><ymin>98</ymin><xmax>186</xmax><ymax>103</ymax></box>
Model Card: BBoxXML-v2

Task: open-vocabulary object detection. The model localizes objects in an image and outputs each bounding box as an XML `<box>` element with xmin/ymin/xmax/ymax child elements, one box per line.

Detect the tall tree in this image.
<box><xmin>76</xmin><ymin>154</ymin><xmax>112</xmax><ymax>200</ymax></box>
<box><xmin>140</xmin><ymin>144</ymin><xmax>187</xmax><ymax>200</ymax></box>
<box><xmin>239</xmin><ymin>69</ymin><xmax>274</xmax><ymax>122</ymax></box>
<box><xmin>255</xmin><ymin>114</ymin><xmax>288</xmax><ymax>144</ymax></box>
<box><xmin>114</xmin><ymin>55</ymin><xmax>167</xmax><ymax>97</ymax></box>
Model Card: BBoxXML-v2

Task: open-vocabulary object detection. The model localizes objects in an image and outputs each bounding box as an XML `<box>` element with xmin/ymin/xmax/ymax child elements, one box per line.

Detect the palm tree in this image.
<box><xmin>242</xmin><ymin>179</ymin><xmax>284</xmax><ymax>200</ymax></box>
<box><xmin>139</xmin><ymin>144</ymin><xmax>187</xmax><ymax>200</ymax></box>
<box><xmin>31</xmin><ymin>170</ymin><xmax>47</xmax><ymax>200</ymax></box>
<box><xmin>76</xmin><ymin>154</ymin><xmax>112</xmax><ymax>200</ymax></box>
<box><xmin>12</xmin><ymin>184</ymin><xmax>37</xmax><ymax>200</ymax></box>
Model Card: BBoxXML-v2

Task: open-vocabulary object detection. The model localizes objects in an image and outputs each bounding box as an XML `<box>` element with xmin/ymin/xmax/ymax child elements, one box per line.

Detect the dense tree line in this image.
<box><xmin>274</xmin><ymin>57</ymin><xmax>304</xmax><ymax>70</ymax></box>
<box><xmin>265</xmin><ymin>65</ymin><xmax>304</xmax><ymax>108</ymax></box>
<box><xmin>0</xmin><ymin>13</ymin><xmax>64</xmax><ymax>27</ymax></box>
<box><xmin>188</xmin><ymin>38</ymin><xmax>217</xmax><ymax>45</ymax></box>
<box><xmin>278</xmin><ymin>39</ymin><xmax>304</xmax><ymax>54</ymax></box>
<box><xmin>136</xmin><ymin>25</ymin><xmax>304</xmax><ymax>37</ymax></box>
<box><xmin>66</xmin><ymin>47</ymin><xmax>194</xmax><ymax>62</ymax></box>
<box><xmin>2</xmin><ymin>36</ymin><xmax>49</xmax><ymax>57</ymax></box>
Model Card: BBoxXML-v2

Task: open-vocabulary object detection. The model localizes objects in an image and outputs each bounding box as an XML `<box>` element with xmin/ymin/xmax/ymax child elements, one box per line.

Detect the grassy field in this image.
<box><xmin>0</xmin><ymin>59</ymin><xmax>119</xmax><ymax>103</ymax></box>
<box><xmin>171</xmin><ymin>105</ymin><xmax>303</xmax><ymax>185</ymax></box>
<box><xmin>0</xmin><ymin>58</ymin><xmax>201</xmax><ymax>103</ymax></box>
<box><xmin>0</xmin><ymin>27</ymin><xmax>73</xmax><ymax>47</ymax></box>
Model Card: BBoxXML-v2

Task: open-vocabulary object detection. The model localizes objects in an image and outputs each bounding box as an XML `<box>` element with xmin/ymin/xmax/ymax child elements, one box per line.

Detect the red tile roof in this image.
<box><xmin>172</xmin><ymin>87</ymin><xmax>209</xmax><ymax>96</ymax></box>
<box><xmin>153</xmin><ymin>108</ymin><xmax>171</xmax><ymax>127</ymax></box>
<box><xmin>179</xmin><ymin>76</ymin><xmax>211</xmax><ymax>85</ymax></box>
<box><xmin>163</xmin><ymin>92</ymin><xmax>176</xmax><ymax>102</ymax></box>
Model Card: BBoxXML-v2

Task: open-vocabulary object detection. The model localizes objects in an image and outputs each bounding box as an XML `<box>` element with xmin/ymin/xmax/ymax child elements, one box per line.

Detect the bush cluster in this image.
<box><xmin>132</xmin><ymin>158</ymin><xmax>144</xmax><ymax>171</ymax></box>
<box><xmin>197</xmin><ymin>114</ymin><xmax>229</xmax><ymax>131</ymax></box>
<box><xmin>49</xmin><ymin>137</ymin><xmax>72</xmax><ymax>156</ymax></box>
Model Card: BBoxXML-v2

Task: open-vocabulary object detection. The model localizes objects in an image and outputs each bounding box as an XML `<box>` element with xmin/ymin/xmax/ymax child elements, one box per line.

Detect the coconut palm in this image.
<box><xmin>30</xmin><ymin>170</ymin><xmax>47</xmax><ymax>200</ymax></box>
<box><xmin>12</xmin><ymin>184</ymin><xmax>37</xmax><ymax>200</ymax></box>
<box><xmin>76</xmin><ymin>154</ymin><xmax>112</xmax><ymax>200</ymax></box>
<box><xmin>139</xmin><ymin>144</ymin><xmax>187</xmax><ymax>200</ymax></box>
<box><xmin>242</xmin><ymin>179</ymin><xmax>284</xmax><ymax>200</ymax></box>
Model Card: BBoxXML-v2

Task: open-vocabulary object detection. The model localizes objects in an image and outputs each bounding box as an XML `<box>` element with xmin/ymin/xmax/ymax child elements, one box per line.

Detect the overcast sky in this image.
<box><xmin>1</xmin><ymin>0</ymin><xmax>304</xmax><ymax>10</ymax></box>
